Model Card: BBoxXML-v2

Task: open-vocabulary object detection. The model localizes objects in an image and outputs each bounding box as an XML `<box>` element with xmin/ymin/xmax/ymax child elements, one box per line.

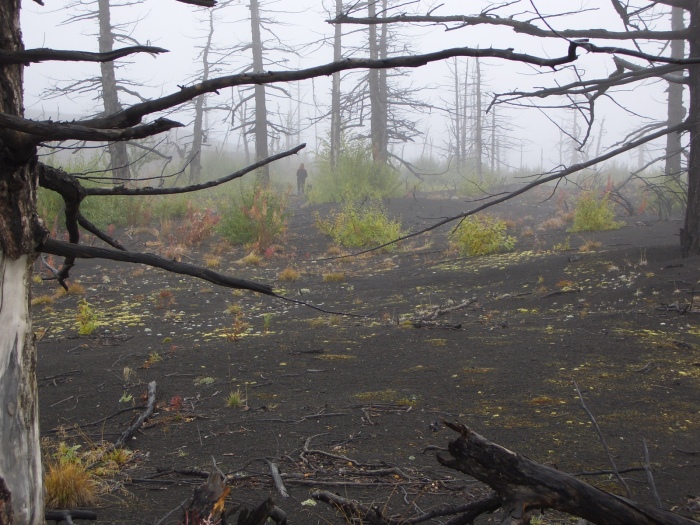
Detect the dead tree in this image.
<box><xmin>4</xmin><ymin>1</ymin><xmax>700</xmax><ymax>523</ymax></box>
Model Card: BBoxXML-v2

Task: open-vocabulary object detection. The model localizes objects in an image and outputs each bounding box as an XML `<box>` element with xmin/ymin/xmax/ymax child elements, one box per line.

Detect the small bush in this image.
<box><xmin>570</xmin><ymin>191</ymin><xmax>622</xmax><ymax>232</ymax></box>
<box><xmin>450</xmin><ymin>215</ymin><xmax>515</xmax><ymax>256</ymax></box>
<box><xmin>216</xmin><ymin>184</ymin><xmax>289</xmax><ymax>252</ymax></box>
<box><xmin>308</xmin><ymin>136</ymin><xmax>402</xmax><ymax>203</ymax></box>
<box><xmin>76</xmin><ymin>299</ymin><xmax>98</xmax><ymax>335</ymax></box>
<box><xmin>315</xmin><ymin>202</ymin><xmax>403</xmax><ymax>251</ymax></box>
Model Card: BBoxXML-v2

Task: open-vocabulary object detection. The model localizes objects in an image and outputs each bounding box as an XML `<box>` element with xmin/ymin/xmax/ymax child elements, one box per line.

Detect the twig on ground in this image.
<box><xmin>266</xmin><ymin>460</ymin><xmax>289</xmax><ymax>498</ymax></box>
<box><xmin>643</xmin><ymin>438</ymin><xmax>663</xmax><ymax>509</ymax></box>
<box><xmin>573</xmin><ymin>379</ymin><xmax>631</xmax><ymax>498</ymax></box>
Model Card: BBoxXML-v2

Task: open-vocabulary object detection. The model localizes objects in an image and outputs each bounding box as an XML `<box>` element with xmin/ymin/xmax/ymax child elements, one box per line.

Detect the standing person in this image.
<box><xmin>296</xmin><ymin>163</ymin><xmax>308</xmax><ymax>195</ymax></box>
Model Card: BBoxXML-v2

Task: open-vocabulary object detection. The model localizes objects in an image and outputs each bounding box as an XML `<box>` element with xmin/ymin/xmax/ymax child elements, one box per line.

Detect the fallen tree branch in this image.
<box><xmin>437</xmin><ymin>421</ymin><xmax>699</xmax><ymax>525</ymax></box>
<box><xmin>115</xmin><ymin>381</ymin><xmax>157</xmax><ymax>448</ymax></box>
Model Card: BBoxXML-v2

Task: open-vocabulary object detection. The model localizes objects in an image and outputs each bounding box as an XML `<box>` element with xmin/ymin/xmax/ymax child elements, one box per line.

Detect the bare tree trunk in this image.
<box><xmin>98</xmin><ymin>0</ymin><xmax>131</xmax><ymax>183</ymax></box>
<box><xmin>452</xmin><ymin>58</ymin><xmax>462</xmax><ymax>173</ymax></box>
<box><xmin>330</xmin><ymin>0</ymin><xmax>343</xmax><ymax>172</ymax></box>
<box><xmin>682</xmin><ymin>6</ymin><xmax>700</xmax><ymax>256</ymax></box>
<box><xmin>250</xmin><ymin>0</ymin><xmax>270</xmax><ymax>186</ymax></box>
<box><xmin>490</xmin><ymin>106</ymin><xmax>496</xmax><ymax>174</ymax></box>
<box><xmin>474</xmin><ymin>58</ymin><xmax>483</xmax><ymax>183</ymax></box>
<box><xmin>190</xmin><ymin>9</ymin><xmax>215</xmax><ymax>184</ymax></box>
<box><xmin>368</xmin><ymin>0</ymin><xmax>388</xmax><ymax>165</ymax></box>
<box><xmin>0</xmin><ymin>4</ymin><xmax>44</xmax><ymax>524</ymax></box>
<box><xmin>461</xmin><ymin>60</ymin><xmax>469</xmax><ymax>171</ymax></box>
<box><xmin>666</xmin><ymin>7</ymin><xmax>686</xmax><ymax>182</ymax></box>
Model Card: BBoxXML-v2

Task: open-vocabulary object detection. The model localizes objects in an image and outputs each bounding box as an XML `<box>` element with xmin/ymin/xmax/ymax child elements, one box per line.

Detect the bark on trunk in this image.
<box><xmin>190</xmin><ymin>9</ymin><xmax>215</xmax><ymax>184</ymax></box>
<box><xmin>665</xmin><ymin>7</ymin><xmax>686</xmax><ymax>183</ymax></box>
<box><xmin>368</xmin><ymin>0</ymin><xmax>388</xmax><ymax>166</ymax></box>
<box><xmin>330</xmin><ymin>0</ymin><xmax>343</xmax><ymax>172</ymax></box>
<box><xmin>98</xmin><ymin>0</ymin><xmax>131</xmax><ymax>183</ymax></box>
<box><xmin>0</xmin><ymin>5</ymin><xmax>45</xmax><ymax>523</ymax></box>
<box><xmin>682</xmin><ymin>5</ymin><xmax>700</xmax><ymax>257</ymax></box>
<box><xmin>250</xmin><ymin>0</ymin><xmax>270</xmax><ymax>186</ymax></box>
<box><xmin>474</xmin><ymin>58</ymin><xmax>483</xmax><ymax>183</ymax></box>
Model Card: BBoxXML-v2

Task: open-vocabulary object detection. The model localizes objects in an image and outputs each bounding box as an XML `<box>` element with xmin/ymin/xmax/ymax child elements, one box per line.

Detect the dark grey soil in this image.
<box><xmin>33</xmin><ymin>190</ymin><xmax>700</xmax><ymax>524</ymax></box>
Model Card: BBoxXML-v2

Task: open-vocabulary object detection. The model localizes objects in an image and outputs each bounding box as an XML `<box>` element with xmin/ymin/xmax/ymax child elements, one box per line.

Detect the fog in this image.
<box><xmin>21</xmin><ymin>1</ymin><xmax>679</xmax><ymax>178</ymax></box>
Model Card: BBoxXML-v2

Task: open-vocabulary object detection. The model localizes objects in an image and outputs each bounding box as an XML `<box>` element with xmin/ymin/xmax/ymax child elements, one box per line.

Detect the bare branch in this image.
<box><xmin>78</xmin><ymin>43</ymin><xmax>585</xmax><ymax>130</ymax></box>
<box><xmin>84</xmin><ymin>143</ymin><xmax>305</xmax><ymax>195</ymax></box>
<box><xmin>330</xmin><ymin>13</ymin><xmax>691</xmax><ymax>41</ymax></box>
<box><xmin>38</xmin><ymin>238</ymin><xmax>274</xmax><ymax>296</ymax></box>
<box><xmin>176</xmin><ymin>0</ymin><xmax>217</xmax><ymax>6</ymax></box>
<box><xmin>0</xmin><ymin>114</ymin><xmax>182</xmax><ymax>143</ymax></box>
<box><xmin>0</xmin><ymin>46</ymin><xmax>167</xmax><ymax>65</ymax></box>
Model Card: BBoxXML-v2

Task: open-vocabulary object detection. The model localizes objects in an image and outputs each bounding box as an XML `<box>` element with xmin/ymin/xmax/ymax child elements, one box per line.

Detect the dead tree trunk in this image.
<box><xmin>250</xmin><ymin>0</ymin><xmax>270</xmax><ymax>186</ymax></box>
<box><xmin>330</xmin><ymin>0</ymin><xmax>343</xmax><ymax>172</ymax></box>
<box><xmin>438</xmin><ymin>422</ymin><xmax>698</xmax><ymax>525</ymax></box>
<box><xmin>368</xmin><ymin>0</ymin><xmax>388</xmax><ymax>166</ymax></box>
<box><xmin>665</xmin><ymin>7</ymin><xmax>686</xmax><ymax>184</ymax></box>
<box><xmin>681</xmin><ymin>5</ymin><xmax>700</xmax><ymax>257</ymax></box>
<box><xmin>474</xmin><ymin>58</ymin><xmax>483</xmax><ymax>183</ymax></box>
<box><xmin>0</xmin><ymin>4</ymin><xmax>44</xmax><ymax>524</ymax></box>
<box><xmin>98</xmin><ymin>0</ymin><xmax>131</xmax><ymax>183</ymax></box>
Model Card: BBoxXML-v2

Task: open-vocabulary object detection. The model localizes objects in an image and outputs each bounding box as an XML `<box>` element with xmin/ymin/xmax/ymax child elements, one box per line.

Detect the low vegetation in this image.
<box><xmin>569</xmin><ymin>191</ymin><xmax>622</xmax><ymax>232</ymax></box>
<box><xmin>450</xmin><ymin>214</ymin><xmax>515</xmax><ymax>256</ymax></box>
<box><xmin>315</xmin><ymin>201</ymin><xmax>403</xmax><ymax>251</ymax></box>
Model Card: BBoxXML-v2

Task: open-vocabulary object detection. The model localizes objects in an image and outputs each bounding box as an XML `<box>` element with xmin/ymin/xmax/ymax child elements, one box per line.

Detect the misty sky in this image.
<box><xmin>21</xmin><ymin>1</ymin><xmax>680</xmax><ymax>171</ymax></box>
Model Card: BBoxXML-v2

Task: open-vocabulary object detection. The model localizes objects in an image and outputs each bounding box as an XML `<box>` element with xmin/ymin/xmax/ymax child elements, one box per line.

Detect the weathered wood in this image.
<box><xmin>114</xmin><ymin>381</ymin><xmax>156</xmax><ymax>448</ymax></box>
<box><xmin>0</xmin><ymin>254</ymin><xmax>43</xmax><ymax>525</ymax></box>
<box><xmin>236</xmin><ymin>498</ymin><xmax>286</xmax><ymax>525</ymax></box>
<box><xmin>265</xmin><ymin>460</ymin><xmax>289</xmax><ymax>498</ymax></box>
<box><xmin>184</xmin><ymin>470</ymin><xmax>230</xmax><ymax>525</ymax></box>
<box><xmin>438</xmin><ymin>422</ymin><xmax>699</xmax><ymax>525</ymax></box>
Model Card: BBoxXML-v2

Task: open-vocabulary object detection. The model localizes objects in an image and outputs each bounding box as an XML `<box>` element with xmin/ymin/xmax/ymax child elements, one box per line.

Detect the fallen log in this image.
<box><xmin>437</xmin><ymin>421</ymin><xmax>699</xmax><ymax>525</ymax></box>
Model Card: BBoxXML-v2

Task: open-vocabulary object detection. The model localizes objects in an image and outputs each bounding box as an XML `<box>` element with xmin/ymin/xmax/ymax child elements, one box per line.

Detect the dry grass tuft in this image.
<box><xmin>204</xmin><ymin>254</ymin><xmax>222</xmax><ymax>268</ymax></box>
<box><xmin>278</xmin><ymin>267</ymin><xmax>300</xmax><ymax>281</ymax></box>
<box><xmin>31</xmin><ymin>294</ymin><xmax>55</xmax><ymax>307</ymax></box>
<box><xmin>322</xmin><ymin>272</ymin><xmax>345</xmax><ymax>283</ymax></box>
<box><xmin>240</xmin><ymin>252</ymin><xmax>262</xmax><ymax>266</ymax></box>
<box><xmin>578</xmin><ymin>238</ymin><xmax>602</xmax><ymax>252</ymax></box>
<box><xmin>44</xmin><ymin>461</ymin><xmax>99</xmax><ymax>509</ymax></box>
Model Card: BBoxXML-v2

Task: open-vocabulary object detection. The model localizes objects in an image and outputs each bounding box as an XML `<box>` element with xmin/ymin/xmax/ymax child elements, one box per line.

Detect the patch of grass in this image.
<box><xmin>44</xmin><ymin>460</ymin><xmax>99</xmax><ymax>509</ymax></box>
<box><xmin>578</xmin><ymin>238</ymin><xmax>602</xmax><ymax>252</ymax></box>
<box><xmin>278</xmin><ymin>267</ymin><xmax>300</xmax><ymax>281</ymax></box>
<box><xmin>240</xmin><ymin>252</ymin><xmax>262</xmax><ymax>266</ymax></box>
<box><xmin>450</xmin><ymin>215</ymin><xmax>515</xmax><ymax>256</ymax></box>
<box><xmin>570</xmin><ymin>191</ymin><xmax>622</xmax><ymax>232</ymax></box>
<box><xmin>194</xmin><ymin>376</ymin><xmax>216</xmax><ymax>386</ymax></box>
<box><xmin>322</xmin><ymin>272</ymin><xmax>345</xmax><ymax>283</ymax></box>
<box><xmin>31</xmin><ymin>294</ymin><xmax>55</xmax><ymax>307</ymax></box>
<box><xmin>552</xmin><ymin>236</ymin><xmax>571</xmax><ymax>251</ymax></box>
<box><xmin>225</xmin><ymin>389</ymin><xmax>246</xmax><ymax>408</ymax></box>
<box><xmin>315</xmin><ymin>201</ymin><xmax>403</xmax><ymax>251</ymax></box>
<box><xmin>226</xmin><ymin>304</ymin><xmax>242</xmax><ymax>315</ymax></box>
<box><xmin>204</xmin><ymin>254</ymin><xmax>221</xmax><ymax>268</ymax></box>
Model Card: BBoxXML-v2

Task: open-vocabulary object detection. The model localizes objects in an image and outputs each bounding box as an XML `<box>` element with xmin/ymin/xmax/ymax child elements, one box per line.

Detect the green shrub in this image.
<box><xmin>216</xmin><ymin>184</ymin><xmax>289</xmax><ymax>252</ymax></box>
<box><xmin>308</xmin><ymin>137</ymin><xmax>402</xmax><ymax>203</ymax></box>
<box><xmin>569</xmin><ymin>191</ymin><xmax>622</xmax><ymax>232</ymax></box>
<box><xmin>315</xmin><ymin>201</ymin><xmax>403</xmax><ymax>251</ymax></box>
<box><xmin>450</xmin><ymin>215</ymin><xmax>515</xmax><ymax>256</ymax></box>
